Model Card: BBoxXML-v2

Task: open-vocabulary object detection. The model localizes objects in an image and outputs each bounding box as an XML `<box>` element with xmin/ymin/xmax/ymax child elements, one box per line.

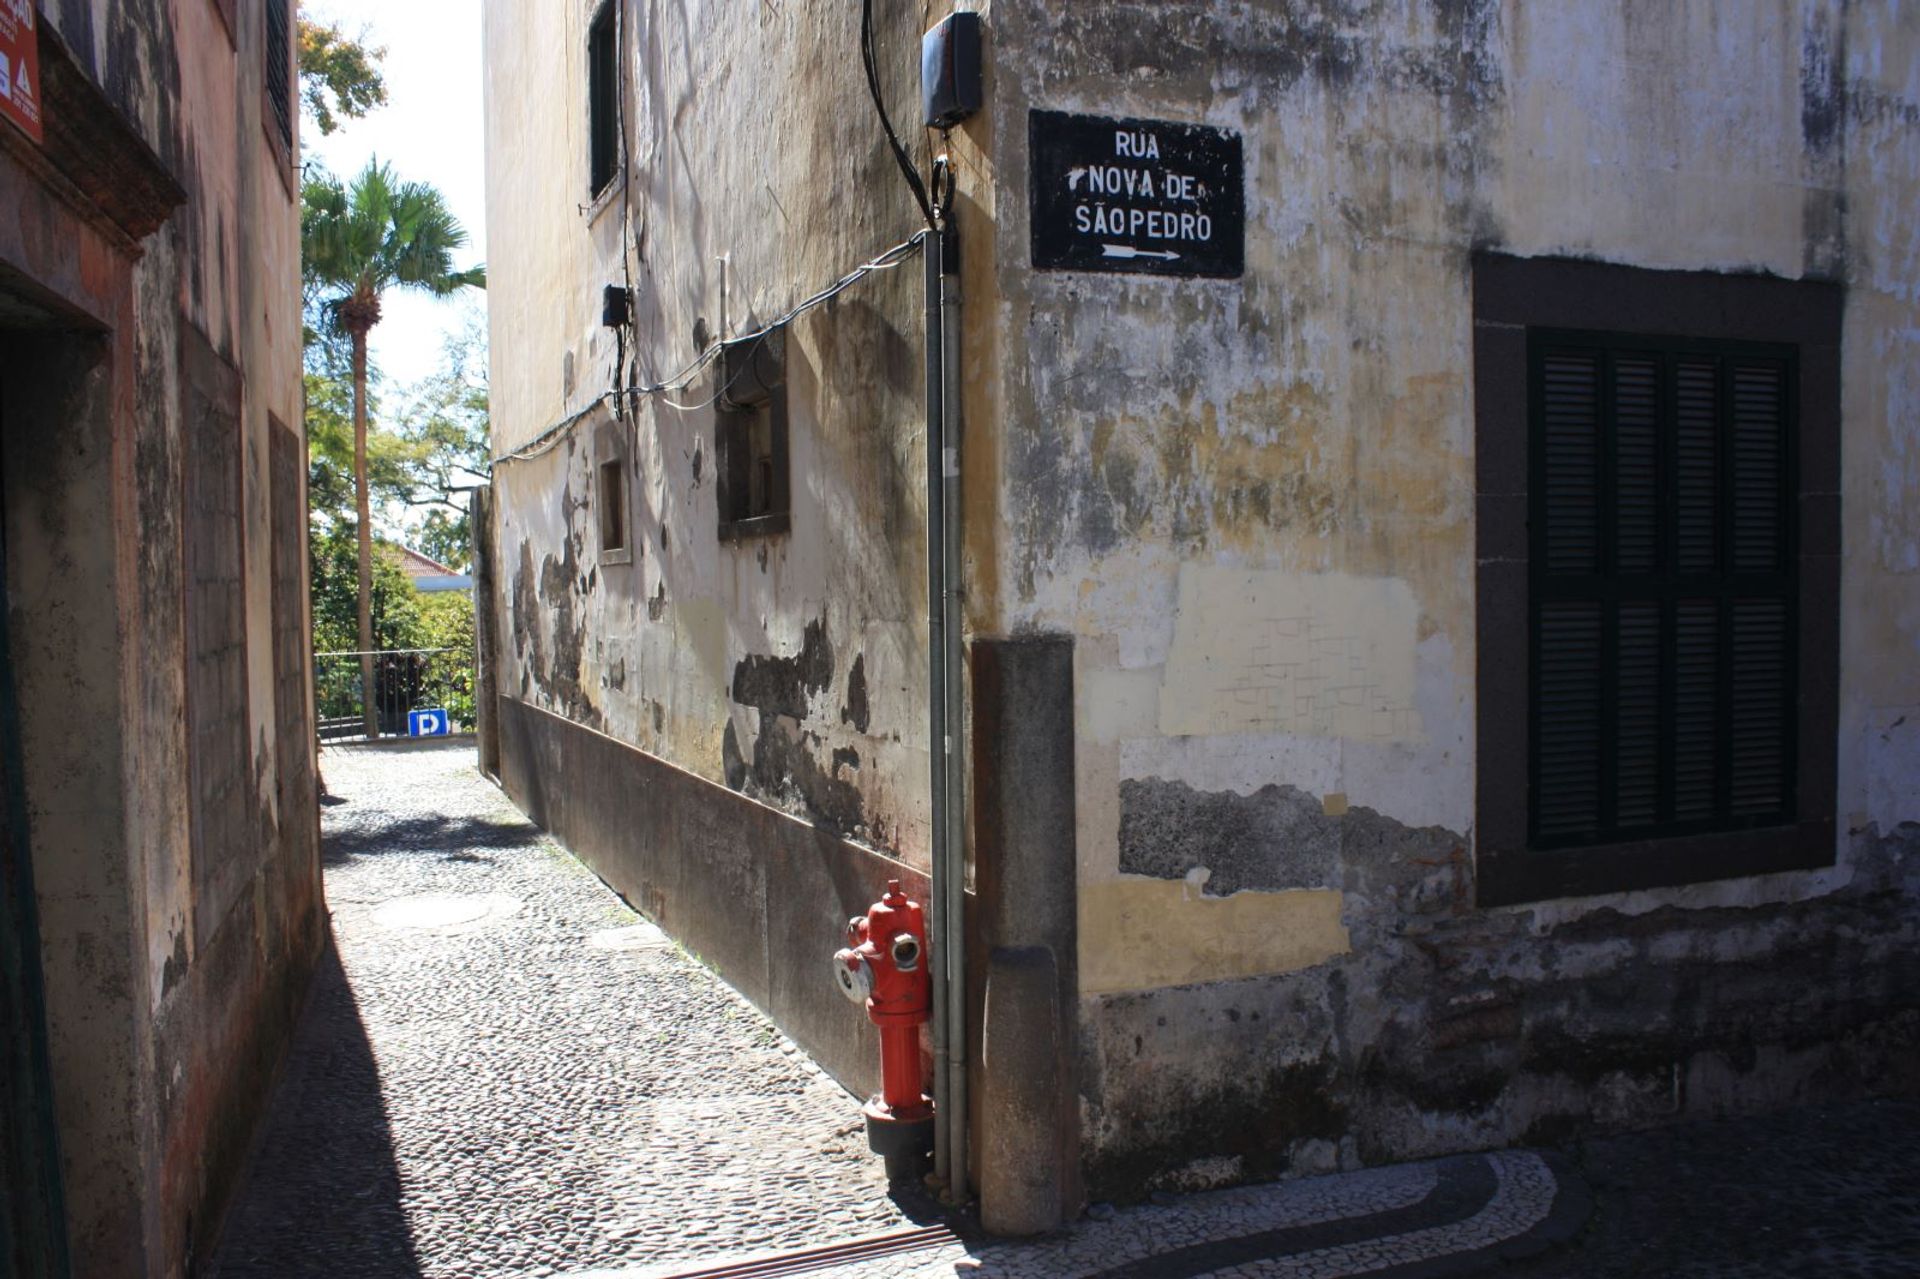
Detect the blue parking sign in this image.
<box><xmin>408</xmin><ymin>708</ymin><xmax>450</xmax><ymax>737</ymax></box>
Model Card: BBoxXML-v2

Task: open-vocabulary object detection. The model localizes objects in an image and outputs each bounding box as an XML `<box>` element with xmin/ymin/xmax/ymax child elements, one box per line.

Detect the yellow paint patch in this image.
<box><xmin>1322</xmin><ymin>792</ymin><xmax>1349</xmax><ymax>817</ymax></box>
<box><xmin>1078</xmin><ymin>879</ymin><xmax>1349</xmax><ymax>996</ymax></box>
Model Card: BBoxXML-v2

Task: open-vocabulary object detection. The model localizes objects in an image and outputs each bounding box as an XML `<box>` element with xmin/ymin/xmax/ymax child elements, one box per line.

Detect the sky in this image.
<box><xmin>304</xmin><ymin>0</ymin><xmax>489</xmax><ymax>389</ymax></box>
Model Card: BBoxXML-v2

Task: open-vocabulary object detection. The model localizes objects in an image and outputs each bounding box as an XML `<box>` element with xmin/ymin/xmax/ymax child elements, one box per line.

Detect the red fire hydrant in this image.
<box><xmin>834</xmin><ymin>879</ymin><xmax>934</xmax><ymax>1180</ymax></box>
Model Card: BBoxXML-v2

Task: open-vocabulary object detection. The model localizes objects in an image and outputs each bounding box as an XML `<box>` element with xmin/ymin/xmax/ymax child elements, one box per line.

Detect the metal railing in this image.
<box><xmin>313</xmin><ymin>647</ymin><xmax>475</xmax><ymax>741</ymax></box>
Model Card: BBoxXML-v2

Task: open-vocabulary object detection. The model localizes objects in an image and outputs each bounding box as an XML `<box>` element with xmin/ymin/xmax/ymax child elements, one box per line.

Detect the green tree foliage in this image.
<box><xmin>384</xmin><ymin>317</ymin><xmax>490</xmax><ymax>571</ymax></box>
<box><xmin>303</xmin><ymin>157</ymin><xmax>483</xmax><ymax>734</ymax></box>
<box><xmin>302</xmin><ymin>160</ymin><xmax>486</xmax><ymax>320</ymax></box>
<box><xmin>298</xmin><ymin>20</ymin><xmax>388</xmax><ymax>138</ymax></box>
<box><xmin>305</xmin><ymin>317</ymin><xmax>489</xmax><ymax>570</ymax></box>
<box><xmin>309</xmin><ymin>528</ymin><xmax>477</xmax><ymax>726</ymax></box>
<box><xmin>310</xmin><ymin>524</ymin><xmax>419</xmax><ymax>655</ymax></box>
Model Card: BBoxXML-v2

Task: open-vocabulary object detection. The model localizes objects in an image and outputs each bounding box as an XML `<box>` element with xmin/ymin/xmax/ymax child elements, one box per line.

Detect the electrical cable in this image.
<box><xmin>491</xmin><ymin>231</ymin><xmax>926</xmax><ymax>467</ymax></box>
<box><xmin>862</xmin><ymin>0</ymin><xmax>935</xmax><ymax>226</ymax></box>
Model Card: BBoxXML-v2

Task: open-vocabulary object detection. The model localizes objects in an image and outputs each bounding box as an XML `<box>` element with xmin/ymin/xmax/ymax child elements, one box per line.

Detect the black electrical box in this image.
<box><xmin>601</xmin><ymin>284</ymin><xmax>631</xmax><ymax>328</ymax></box>
<box><xmin>921</xmin><ymin>12</ymin><xmax>982</xmax><ymax>130</ymax></box>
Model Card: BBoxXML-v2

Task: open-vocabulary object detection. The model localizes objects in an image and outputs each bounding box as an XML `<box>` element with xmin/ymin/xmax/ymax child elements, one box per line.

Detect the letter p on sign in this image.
<box><xmin>408</xmin><ymin>708</ymin><xmax>450</xmax><ymax>737</ymax></box>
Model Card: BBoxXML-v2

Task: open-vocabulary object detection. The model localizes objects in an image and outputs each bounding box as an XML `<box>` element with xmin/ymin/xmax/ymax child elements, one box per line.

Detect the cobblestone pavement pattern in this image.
<box><xmin>1497</xmin><ymin>1098</ymin><xmax>1920</xmax><ymax>1279</ymax></box>
<box><xmin>209</xmin><ymin>740</ymin><xmax>915</xmax><ymax>1279</ymax></box>
<box><xmin>615</xmin><ymin>1150</ymin><xmax>1574</xmax><ymax>1279</ymax></box>
<box><xmin>211</xmin><ymin>741</ymin><xmax>1920</xmax><ymax>1279</ymax></box>
<box><xmin>600</xmin><ymin>1101</ymin><xmax>1920</xmax><ymax>1279</ymax></box>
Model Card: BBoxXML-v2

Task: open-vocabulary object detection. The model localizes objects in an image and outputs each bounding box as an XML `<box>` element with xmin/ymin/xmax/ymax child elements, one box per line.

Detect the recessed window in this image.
<box><xmin>716</xmin><ymin>332</ymin><xmax>790</xmax><ymax>541</ymax></box>
<box><xmin>598</xmin><ymin>457</ymin><xmax>630</xmax><ymax>564</ymax></box>
<box><xmin>587</xmin><ymin>2</ymin><xmax>618</xmax><ymax>197</ymax></box>
<box><xmin>1473</xmin><ymin>255</ymin><xmax>1840</xmax><ymax>906</ymax></box>
<box><xmin>265</xmin><ymin>0</ymin><xmax>294</xmax><ymax>153</ymax></box>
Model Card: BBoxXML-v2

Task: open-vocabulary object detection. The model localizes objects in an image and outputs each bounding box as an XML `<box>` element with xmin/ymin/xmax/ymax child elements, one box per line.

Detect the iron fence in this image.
<box><xmin>313</xmin><ymin>647</ymin><xmax>475</xmax><ymax>741</ymax></box>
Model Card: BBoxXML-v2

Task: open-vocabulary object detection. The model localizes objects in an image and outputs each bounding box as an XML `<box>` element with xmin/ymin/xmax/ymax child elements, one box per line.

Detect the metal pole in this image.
<box><xmin>923</xmin><ymin>227</ymin><xmax>952</xmax><ymax>1193</ymax></box>
<box><xmin>937</xmin><ymin>218</ymin><xmax>968</xmax><ymax>1203</ymax></box>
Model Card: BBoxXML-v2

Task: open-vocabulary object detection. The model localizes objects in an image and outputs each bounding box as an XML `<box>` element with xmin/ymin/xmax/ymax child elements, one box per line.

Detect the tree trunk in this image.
<box><xmin>352</xmin><ymin>327</ymin><xmax>378</xmax><ymax>740</ymax></box>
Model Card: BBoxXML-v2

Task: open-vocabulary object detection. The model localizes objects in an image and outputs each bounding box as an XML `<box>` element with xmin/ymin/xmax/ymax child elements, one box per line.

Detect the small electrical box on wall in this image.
<box><xmin>601</xmin><ymin>284</ymin><xmax>632</xmax><ymax>328</ymax></box>
<box><xmin>922</xmin><ymin>12</ymin><xmax>982</xmax><ymax>130</ymax></box>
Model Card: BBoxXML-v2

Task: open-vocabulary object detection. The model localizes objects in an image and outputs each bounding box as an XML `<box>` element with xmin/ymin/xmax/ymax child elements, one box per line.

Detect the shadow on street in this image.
<box><xmin>205</xmin><ymin>941</ymin><xmax>421</xmax><ymax>1278</ymax></box>
<box><xmin>322</xmin><ymin>811</ymin><xmax>535</xmax><ymax>865</ymax></box>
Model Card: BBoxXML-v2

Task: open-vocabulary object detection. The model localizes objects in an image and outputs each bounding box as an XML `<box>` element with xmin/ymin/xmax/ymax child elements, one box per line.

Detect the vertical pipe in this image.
<box><xmin>923</xmin><ymin>229</ymin><xmax>952</xmax><ymax>1192</ymax></box>
<box><xmin>937</xmin><ymin>220</ymin><xmax>968</xmax><ymax>1201</ymax></box>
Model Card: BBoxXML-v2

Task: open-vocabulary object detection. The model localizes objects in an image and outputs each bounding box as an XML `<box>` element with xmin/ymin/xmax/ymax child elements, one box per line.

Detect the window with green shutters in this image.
<box><xmin>1528</xmin><ymin>333</ymin><xmax>1797</xmax><ymax>851</ymax></box>
<box><xmin>1474</xmin><ymin>255</ymin><xmax>1838</xmax><ymax>906</ymax></box>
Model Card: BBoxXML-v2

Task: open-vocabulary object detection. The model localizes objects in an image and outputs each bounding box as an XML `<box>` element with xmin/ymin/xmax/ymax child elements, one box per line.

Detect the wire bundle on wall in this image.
<box><xmin>490</xmin><ymin>230</ymin><xmax>925</xmax><ymax>468</ymax></box>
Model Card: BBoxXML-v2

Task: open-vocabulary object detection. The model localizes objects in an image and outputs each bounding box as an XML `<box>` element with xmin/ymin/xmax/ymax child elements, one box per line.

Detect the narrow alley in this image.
<box><xmin>207</xmin><ymin>740</ymin><xmax>919</xmax><ymax>1278</ymax></box>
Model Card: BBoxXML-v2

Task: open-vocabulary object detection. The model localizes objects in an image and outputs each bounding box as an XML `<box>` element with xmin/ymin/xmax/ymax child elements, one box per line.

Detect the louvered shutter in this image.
<box><xmin>1529</xmin><ymin>335</ymin><xmax>1797</xmax><ymax>849</ymax></box>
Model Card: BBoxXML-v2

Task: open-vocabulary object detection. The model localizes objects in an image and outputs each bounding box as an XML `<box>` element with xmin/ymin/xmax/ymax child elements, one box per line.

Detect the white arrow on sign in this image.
<box><xmin>1101</xmin><ymin>244</ymin><xmax>1180</xmax><ymax>261</ymax></box>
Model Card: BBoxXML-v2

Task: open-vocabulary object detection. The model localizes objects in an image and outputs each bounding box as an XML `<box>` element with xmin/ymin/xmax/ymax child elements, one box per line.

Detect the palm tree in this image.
<box><xmin>303</xmin><ymin>159</ymin><xmax>484</xmax><ymax>738</ymax></box>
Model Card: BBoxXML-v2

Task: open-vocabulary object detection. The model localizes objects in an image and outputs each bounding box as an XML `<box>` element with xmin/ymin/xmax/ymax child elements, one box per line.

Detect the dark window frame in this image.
<box><xmin>587</xmin><ymin>1</ymin><xmax>620</xmax><ymax>199</ymax></box>
<box><xmin>597</xmin><ymin>454</ymin><xmax>632</xmax><ymax>565</ymax></box>
<box><xmin>1474</xmin><ymin>255</ymin><xmax>1841</xmax><ymax>906</ymax></box>
<box><xmin>716</xmin><ymin>332</ymin><xmax>791</xmax><ymax>542</ymax></box>
<box><xmin>262</xmin><ymin>0</ymin><xmax>297</xmax><ymax>195</ymax></box>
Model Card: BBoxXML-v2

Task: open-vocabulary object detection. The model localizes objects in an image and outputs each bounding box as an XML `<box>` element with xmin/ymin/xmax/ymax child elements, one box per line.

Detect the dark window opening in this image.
<box><xmin>598</xmin><ymin>456</ymin><xmax>630</xmax><ymax>561</ymax></box>
<box><xmin>716</xmin><ymin>332</ymin><xmax>790</xmax><ymax>541</ymax></box>
<box><xmin>265</xmin><ymin>0</ymin><xmax>294</xmax><ymax>152</ymax></box>
<box><xmin>1473</xmin><ymin>255</ymin><xmax>1841</xmax><ymax>906</ymax></box>
<box><xmin>588</xmin><ymin>2</ymin><xmax>619</xmax><ymax>197</ymax></box>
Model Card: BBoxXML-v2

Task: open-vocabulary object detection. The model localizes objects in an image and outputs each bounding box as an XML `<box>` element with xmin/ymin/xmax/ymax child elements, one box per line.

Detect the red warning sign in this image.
<box><xmin>0</xmin><ymin>0</ymin><xmax>43</xmax><ymax>144</ymax></box>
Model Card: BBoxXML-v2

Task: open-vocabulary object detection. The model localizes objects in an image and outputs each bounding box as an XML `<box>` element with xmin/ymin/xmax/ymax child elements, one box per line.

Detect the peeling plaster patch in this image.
<box><xmin>512</xmin><ymin>541</ymin><xmax>545</xmax><ymax>683</ymax></box>
<box><xmin>1120</xmin><ymin>777</ymin><xmax>1340</xmax><ymax>895</ymax></box>
<box><xmin>737</xmin><ymin>712</ymin><xmax>869</xmax><ymax>841</ymax></box>
<box><xmin>1119</xmin><ymin>732</ymin><xmax>1343</xmax><ymax>806</ymax></box>
<box><xmin>534</xmin><ymin>534</ymin><xmax>598</xmax><ymax>727</ymax></box>
<box><xmin>1159</xmin><ymin>566</ymin><xmax>1422</xmax><ymax>741</ymax></box>
<box><xmin>1078</xmin><ymin>880</ymin><xmax>1348</xmax><ymax>996</ymax></box>
<box><xmin>839</xmin><ymin>653</ymin><xmax>870</xmax><ymax>733</ymax></box>
<box><xmin>721</xmin><ymin>718</ymin><xmax>748</xmax><ymax>791</ymax></box>
<box><xmin>730</xmin><ymin>613</ymin><xmax>832</xmax><ymax>721</ymax></box>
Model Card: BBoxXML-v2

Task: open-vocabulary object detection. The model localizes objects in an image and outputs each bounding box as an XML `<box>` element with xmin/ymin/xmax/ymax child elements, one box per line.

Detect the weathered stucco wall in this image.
<box><xmin>481</xmin><ymin>0</ymin><xmax>1919</xmax><ymax>1200</ymax></box>
<box><xmin>3</xmin><ymin>1</ymin><xmax>320</xmax><ymax>1271</ymax></box>
<box><xmin>967</xmin><ymin>0</ymin><xmax>1920</xmax><ymax>1194</ymax></box>
<box><xmin>483</xmin><ymin>0</ymin><xmax>937</xmax><ymax>864</ymax></box>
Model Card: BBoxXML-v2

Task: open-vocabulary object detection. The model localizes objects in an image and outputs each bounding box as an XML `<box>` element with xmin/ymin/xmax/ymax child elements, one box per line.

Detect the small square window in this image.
<box><xmin>598</xmin><ymin>457</ymin><xmax>631</xmax><ymax>564</ymax></box>
<box><xmin>587</xmin><ymin>3</ymin><xmax>619</xmax><ymax>197</ymax></box>
<box><xmin>716</xmin><ymin>332</ymin><xmax>790</xmax><ymax>541</ymax></box>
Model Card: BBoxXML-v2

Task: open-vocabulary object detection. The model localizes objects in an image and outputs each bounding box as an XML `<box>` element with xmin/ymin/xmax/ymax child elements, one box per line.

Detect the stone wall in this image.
<box><xmin>481</xmin><ymin>0</ymin><xmax>1920</xmax><ymax>1200</ymax></box>
<box><xmin>0</xmin><ymin>1</ymin><xmax>320</xmax><ymax>1272</ymax></box>
<box><xmin>956</xmin><ymin>0</ymin><xmax>1920</xmax><ymax>1194</ymax></box>
<box><xmin>482</xmin><ymin>1</ymin><xmax>939</xmax><ymax>900</ymax></box>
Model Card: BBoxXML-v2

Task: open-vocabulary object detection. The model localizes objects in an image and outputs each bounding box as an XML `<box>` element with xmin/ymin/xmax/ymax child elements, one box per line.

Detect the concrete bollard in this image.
<box><xmin>979</xmin><ymin>945</ymin><xmax>1064</xmax><ymax>1236</ymax></box>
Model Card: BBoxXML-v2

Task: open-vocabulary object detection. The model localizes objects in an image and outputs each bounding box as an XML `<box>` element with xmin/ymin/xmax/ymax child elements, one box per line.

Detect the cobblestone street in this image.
<box><xmin>208</xmin><ymin>740</ymin><xmax>919</xmax><ymax>1278</ymax></box>
<box><xmin>208</xmin><ymin>741</ymin><xmax>1920</xmax><ymax>1279</ymax></box>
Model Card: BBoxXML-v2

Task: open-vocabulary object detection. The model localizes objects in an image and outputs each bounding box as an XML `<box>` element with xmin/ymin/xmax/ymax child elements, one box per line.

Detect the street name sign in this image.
<box><xmin>1028</xmin><ymin>109</ymin><xmax>1243</xmax><ymax>279</ymax></box>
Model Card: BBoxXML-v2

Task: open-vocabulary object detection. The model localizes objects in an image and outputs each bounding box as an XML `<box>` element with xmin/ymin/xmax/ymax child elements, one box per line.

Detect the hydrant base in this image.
<box><xmin>863</xmin><ymin>1095</ymin><xmax>934</xmax><ymax>1183</ymax></box>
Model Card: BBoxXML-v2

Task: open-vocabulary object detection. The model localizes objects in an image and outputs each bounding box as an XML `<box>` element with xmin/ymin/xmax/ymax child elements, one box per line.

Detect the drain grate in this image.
<box><xmin>641</xmin><ymin>1224</ymin><xmax>960</xmax><ymax>1279</ymax></box>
